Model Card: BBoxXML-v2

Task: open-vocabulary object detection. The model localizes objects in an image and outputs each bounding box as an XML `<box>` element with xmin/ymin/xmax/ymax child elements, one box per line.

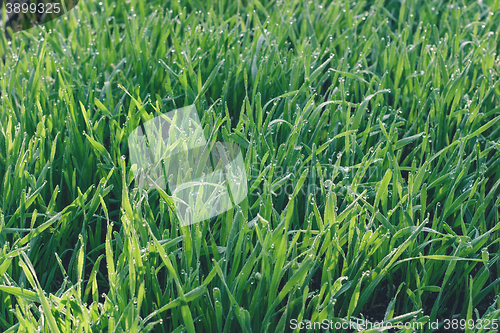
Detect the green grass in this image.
<box><xmin>0</xmin><ymin>0</ymin><xmax>500</xmax><ymax>332</ymax></box>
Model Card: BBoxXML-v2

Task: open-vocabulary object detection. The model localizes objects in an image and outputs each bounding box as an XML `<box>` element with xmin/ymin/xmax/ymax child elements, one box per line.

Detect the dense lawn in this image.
<box><xmin>0</xmin><ymin>0</ymin><xmax>500</xmax><ymax>332</ymax></box>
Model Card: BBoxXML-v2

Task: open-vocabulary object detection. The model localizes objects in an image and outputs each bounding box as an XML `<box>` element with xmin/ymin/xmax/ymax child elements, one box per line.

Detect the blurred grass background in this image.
<box><xmin>0</xmin><ymin>0</ymin><xmax>500</xmax><ymax>331</ymax></box>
